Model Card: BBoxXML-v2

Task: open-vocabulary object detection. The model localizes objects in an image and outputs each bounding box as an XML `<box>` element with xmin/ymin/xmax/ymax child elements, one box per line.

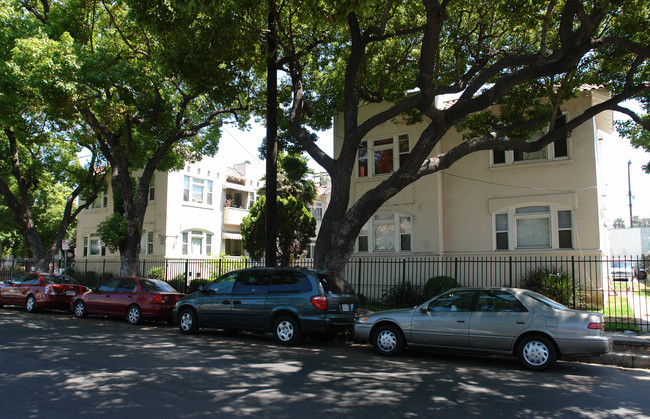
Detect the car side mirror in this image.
<box><xmin>198</xmin><ymin>285</ymin><xmax>205</xmax><ymax>293</ymax></box>
<box><xmin>419</xmin><ymin>305</ymin><xmax>428</xmax><ymax>314</ymax></box>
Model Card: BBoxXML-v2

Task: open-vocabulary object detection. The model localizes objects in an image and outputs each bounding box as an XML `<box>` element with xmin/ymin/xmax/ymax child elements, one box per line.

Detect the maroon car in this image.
<box><xmin>0</xmin><ymin>272</ymin><xmax>88</xmax><ymax>312</ymax></box>
<box><xmin>71</xmin><ymin>277</ymin><xmax>184</xmax><ymax>325</ymax></box>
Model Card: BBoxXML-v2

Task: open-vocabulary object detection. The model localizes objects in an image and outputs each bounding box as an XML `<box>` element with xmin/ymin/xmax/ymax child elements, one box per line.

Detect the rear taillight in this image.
<box><xmin>45</xmin><ymin>285</ymin><xmax>54</xmax><ymax>295</ymax></box>
<box><xmin>310</xmin><ymin>295</ymin><xmax>327</xmax><ymax>310</ymax></box>
<box><xmin>588</xmin><ymin>322</ymin><xmax>604</xmax><ymax>330</ymax></box>
<box><xmin>151</xmin><ymin>295</ymin><xmax>166</xmax><ymax>304</ymax></box>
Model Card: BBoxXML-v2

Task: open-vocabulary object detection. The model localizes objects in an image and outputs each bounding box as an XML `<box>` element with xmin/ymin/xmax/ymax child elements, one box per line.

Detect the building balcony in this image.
<box><xmin>223</xmin><ymin>206</ymin><xmax>249</xmax><ymax>225</ymax></box>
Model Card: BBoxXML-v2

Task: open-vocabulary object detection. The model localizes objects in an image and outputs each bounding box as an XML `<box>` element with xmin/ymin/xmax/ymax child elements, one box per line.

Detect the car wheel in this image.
<box><xmin>73</xmin><ymin>300</ymin><xmax>87</xmax><ymax>318</ymax></box>
<box><xmin>373</xmin><ymin>324</ymin><xmax>404</xmax><ymax>356</ymax></box>
<box><xmin>517</xmin><ymin>335</ymin><xmax>557</xmax><ymax>371</ymax></box>
<box><xmin>26</xmin><ymin>295</ymin><xmax>37</xmax><ymax>313</ymax></box>
<box><xmin>273</xmin><ymin>315</ymin><xmax>301</xmax><ymax>345</ymax></box>
<box><xmin>126</xmin><ymin>305</ymin><xmax>142</xmax><ymax>325</ymax></box>
<box><xmin>178</xmin><ymin>308</ymin><xmax>199</xmax><ymax>334</ymax></box>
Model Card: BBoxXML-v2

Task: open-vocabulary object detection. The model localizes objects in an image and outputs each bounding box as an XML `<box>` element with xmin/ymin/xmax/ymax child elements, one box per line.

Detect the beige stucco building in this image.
<box><xmin>335</xmin><ymin>88</ymin><xmax>613</xmax><ymax>260</ymax></box>
<box><xmin>75</xmin><ymin>156</ymin><xmax>263</xmax><ymax>271</ymax></box>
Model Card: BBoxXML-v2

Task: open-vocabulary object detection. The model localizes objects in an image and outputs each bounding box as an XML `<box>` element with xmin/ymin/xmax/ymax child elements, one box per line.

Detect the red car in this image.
<box><xmin>71</xmin><ymin>277</ymin><xmax>184</xmax><ymax>325</ymax></box>
<box><xmin>0</xmin><ymin>272</ymin><xmax>88</xmax><ymax>312</ymax></box>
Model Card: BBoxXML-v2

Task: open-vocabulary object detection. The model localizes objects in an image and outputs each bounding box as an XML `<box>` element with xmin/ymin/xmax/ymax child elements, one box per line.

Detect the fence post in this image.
<box><xmin>454</xmin><ymin>258</ymin><xmax>458</xmax><ymax>281</ymax></box>
<box><xmin>184</xmin><ymin>260</ymin><xmax>189</xmax><ymax>294</ymax></box>
<box><xmin>357</xmin><ymin>259</ymin><xmax>362</xmax><ymax>306</ymax></box>
<box><xmin>571</xmin><ymin>256</ymin><xmax>576</xmax><ymax>309</ymax></box>
<box><xmin>509</xmin><ymin>256</ymin><xmax>513</xmax><ymax>287</ymax></box>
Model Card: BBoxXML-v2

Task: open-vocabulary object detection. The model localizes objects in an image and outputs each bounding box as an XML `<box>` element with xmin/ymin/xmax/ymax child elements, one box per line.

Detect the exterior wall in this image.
<box><xmin>75</xmin><ymin>155</ymin><xmax>264</xmax><ymax>274</ymax></box>
<box><xmin>609</xmin><ymin>227</ymin><xmax>650</xmax><ymax>256</ymax></box>
<box><xmin>334</xmin><ymin>89</ymin><xmax>612</xmax><ymax>264</ymax></box>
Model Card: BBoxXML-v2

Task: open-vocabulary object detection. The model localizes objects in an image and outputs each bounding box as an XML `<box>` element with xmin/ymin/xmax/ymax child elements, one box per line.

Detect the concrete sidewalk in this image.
<box><xmin>569</xmin><ymin>331</ymin><xmax>650</xmax><ymax>369</ymax></box>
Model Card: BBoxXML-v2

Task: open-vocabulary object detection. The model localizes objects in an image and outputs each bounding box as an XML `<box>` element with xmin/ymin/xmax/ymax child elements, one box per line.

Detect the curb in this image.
<box><xmin>569</xmin><ymin>352</ymin><xmax>650</xmax><ymax>369</ymax></box>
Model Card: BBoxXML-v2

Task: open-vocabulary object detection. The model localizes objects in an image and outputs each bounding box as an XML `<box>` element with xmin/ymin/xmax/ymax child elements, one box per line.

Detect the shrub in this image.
<box><xmin>147</xmin><ymin>267</ymin><xmax>165</xmax><ymax>281</ymax></box>
<box><xmin>382</xmin><ymin>281</ymin><xmax>425</xmax><ymax>308</ymax></box>
<box><xmin>423</xmin><ymin>275</ymin><xmax>458</xmax><ymax>299</ymax></box>
<box><xmin>521</xmin><ymin>268</ymin><xmax>576</xmax><ymax>307</ymax></box>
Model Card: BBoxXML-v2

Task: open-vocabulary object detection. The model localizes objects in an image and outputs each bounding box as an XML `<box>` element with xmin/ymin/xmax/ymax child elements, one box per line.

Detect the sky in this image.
<box><xmin>219</xmin><ymin>111</ymin><xmax>650</xmax><ymax>227</ymax></box>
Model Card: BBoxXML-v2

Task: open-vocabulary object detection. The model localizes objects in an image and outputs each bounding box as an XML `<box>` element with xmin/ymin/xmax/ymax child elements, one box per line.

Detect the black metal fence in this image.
<box><xmin>2</xmin><ymin>255</ymin><xmax>648</xmax><ymax>332</ymax></box>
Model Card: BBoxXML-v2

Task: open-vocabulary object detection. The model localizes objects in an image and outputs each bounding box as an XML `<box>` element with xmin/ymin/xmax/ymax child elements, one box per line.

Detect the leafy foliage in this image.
<box><xmin>521</xmin><ymin>268</ymin><xmax>576</xmax><ymax>307</ymax></box>
<box><xmin>241</xmin><ymin>195</ymin><xmax>316</xmax><ymax>266</ymax></box>
<box><xmin>422</xmin><ymin>276</ymin><xmax>459</xmax><ymax>299</ymax></box>
<box><xmin>97</xmin><ymin>214</ymin><xmax>128</xmax><ymax>253</ymax></box>
<box><xmin>381</xmin><ymin>281</ymin><xmax>425</xmax><ymax>308</ymax></box>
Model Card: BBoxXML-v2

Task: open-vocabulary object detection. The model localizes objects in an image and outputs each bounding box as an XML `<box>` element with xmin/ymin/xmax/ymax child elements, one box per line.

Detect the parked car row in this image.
<box><xmin>0</xmin><ymin>267</ymin><xmax>612</xmax><ymax>371</ymax></box>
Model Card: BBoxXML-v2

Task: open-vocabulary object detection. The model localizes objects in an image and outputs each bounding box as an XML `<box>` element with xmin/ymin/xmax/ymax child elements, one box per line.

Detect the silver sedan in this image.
<box><xmin>354</xmin><ymin>287</ymin><xmax>612</xmax><ymax>370</ymax></box>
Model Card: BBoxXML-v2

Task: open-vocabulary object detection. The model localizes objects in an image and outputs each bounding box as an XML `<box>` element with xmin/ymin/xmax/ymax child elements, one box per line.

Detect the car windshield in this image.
<box><xmin>140</xmin><ymin>279</ymin><xmax>178</xmax><ymax>293</ymax></box>
<box><xmin>43</xmin><ymin>275</ymin><xmax>80</xmax><ymax>285</ymax></box>
<box><xmin>611</xmin><ymin>261</ymin><xmax>632</xmax><ymax>269</ymax></box>
<box><xmin>523</xmin><ymin>291</ymin><xmax>568</xmax><ymax>310</ymax></box>
<box><xmin>317</xmin><ymin>273</ymin><xmax>355</xmax><ymax>294</ymax></box>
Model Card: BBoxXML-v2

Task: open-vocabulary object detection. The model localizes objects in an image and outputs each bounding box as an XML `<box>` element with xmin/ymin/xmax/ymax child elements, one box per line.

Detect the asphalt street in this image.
<box><xmin>1</xmin><ymin>308</ymin><xmax>650</xmax><ymax>418</ymax></box>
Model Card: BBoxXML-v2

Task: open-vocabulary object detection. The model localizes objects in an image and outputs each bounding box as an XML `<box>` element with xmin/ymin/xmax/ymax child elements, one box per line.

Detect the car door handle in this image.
<box><xmin>457</xmin><ymin>320</ymin><xmax>465</xmax><ymax>323</ymax></box>
<box><xmin>233</xmin><ymin>301</ymin><xmax>242</xmax><ymax>305</ymax></box>
<box><xmin>222</xmin><ymin>300</ymin><xmax>231</xmax><ymax>305</ymax></box>
<box><xmin>516</xmin><ymin>321</ymin><xmax>525</xmax><ymax>324</ymax></box>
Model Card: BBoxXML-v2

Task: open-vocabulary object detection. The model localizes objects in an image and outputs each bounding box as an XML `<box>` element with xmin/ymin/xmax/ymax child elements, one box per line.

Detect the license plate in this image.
<box><xmin>66</xmin><ymin>290</ymin><xmax>76</xmax><ymax>296</ymax></box>
<box><xmin>341</xmin><ymin>304</ymin><xmax>350</xmax><ymax>312</ymax></box>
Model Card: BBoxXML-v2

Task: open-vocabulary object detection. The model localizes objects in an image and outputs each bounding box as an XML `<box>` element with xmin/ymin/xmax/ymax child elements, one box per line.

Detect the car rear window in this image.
<box><xmin>43</xmin><ymin>275</ymin><xmax>80</xmax><ymax>285</ymax></box>
<box><xmin>140</xmin><ymin>279</ymin><xmax>178</xmax><ymax>293</ymax></box>
<box><xmin>523</xmin><ymin>291</ymin><xmax>568</xmax><ymax>310</ymax></box>
<box><xmin>317</xmin><ymin>273</ymin><xmax>355</xmax><ymax>294</ymax></box>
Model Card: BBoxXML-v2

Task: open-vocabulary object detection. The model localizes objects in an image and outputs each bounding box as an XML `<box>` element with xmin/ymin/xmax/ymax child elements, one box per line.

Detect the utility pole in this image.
<box><xmin>628</xmin><ymin>160</ymin><xmax>633</xmax><ymax>228</ymax></box>
<box><xmin>265</xmin><ymin>4</ymin><xmax>278</xmax><ymax>267</ymax></box>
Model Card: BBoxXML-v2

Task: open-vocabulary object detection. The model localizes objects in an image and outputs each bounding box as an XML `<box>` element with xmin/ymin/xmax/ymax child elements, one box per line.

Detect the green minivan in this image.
<box><xmin>172</xmin><ymin>267</ymin><xmax>359</xmax><ymax>345</ymax></box>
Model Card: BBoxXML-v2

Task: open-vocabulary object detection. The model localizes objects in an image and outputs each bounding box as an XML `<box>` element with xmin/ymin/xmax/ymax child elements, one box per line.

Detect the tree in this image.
<box><xmin>613</xmin><ymin>218</ymin><xmax>626</xmax><ymax>229</ymax></box>
<box><xmin>632</xmin><ymin>216</ymin><xmax>650</xmax><ymax>228</ymax></box>
<box><xmin>242</xmin><ymin>152</ymin><xmax>317</xmax><ymax>265</ymax></box>
<box><xmin>16</xmin><ymin>1</ymin><xmax>253</xmax><ymax>275</ymax></box>
<box><xmin>277</xmin><ymin>0</ymin><xmax>650</xmax><ymax>273</ymax></box>
<box><xmin>0</xmin><ymin>1</ymin><xmax>104</xmax><ymax>270</ymax></box>
<box><xmin>80</xmin><ymin>1</ymin><xmax>650</xmax><ymax>274</ymax></box>
<box><xmin>241</xmin><ymin>195</ymin><xmax>316</xmax><ymax>266</ymax></box>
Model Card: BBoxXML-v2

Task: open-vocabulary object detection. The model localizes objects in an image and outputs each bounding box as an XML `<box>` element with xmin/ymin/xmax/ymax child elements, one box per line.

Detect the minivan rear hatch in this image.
<box><xmin>316</xmin><ymin>273</ymin><xmax>359</xmax><ymax>316</ymax></box>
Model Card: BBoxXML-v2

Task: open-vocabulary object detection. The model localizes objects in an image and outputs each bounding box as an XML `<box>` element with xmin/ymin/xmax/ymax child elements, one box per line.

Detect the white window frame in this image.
<box><xmin>493</xmin><ymin>205</ymin><xmax>574</xmax><ymax>251</ymax></box>
<box><xmin>181</xmin><ymin>230</ymin><xmax>213</xmax><ymax>256</ymax></box>
<box><xmin>490</xmin><ymin>114</ymin><xmax>570</xmax><ymax>167</ymax></box>
<box><xmin>89</xmin><ymin>192</ymin><xmax>108</xmax><ymax>210</ymax></box>
<box><xmin>183</xmin><ymin>175</ymin><xmax>214</xmax><ymax>206</ymax></box>
<box><xmin>83</xmin><ymin>234</ymin><xmax>106</xmax><ymax>257</ymax></box>
<box><xmin>357</xmin><ymin>134</ymin><xmax>410</xmax><ymax>178</ymax></box>
<box><xmin>356</xmin><ymin>213</ymin><xmax>413</xmax><ymax>253</ymax></box>
<box><xmin>140</xmin><ymin>230</ymin><xmax>154</xmax><ymax>255</ymax></box>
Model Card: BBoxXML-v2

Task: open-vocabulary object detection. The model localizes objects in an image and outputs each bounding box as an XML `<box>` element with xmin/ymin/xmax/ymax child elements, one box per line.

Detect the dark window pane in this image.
<box><xmin>270</xmin><ymin>272</ymin><xmax>312</xmax><ymax>293</ymax></box>
<box><xmin>493</xmin><ymin>150</ymin><xmax>506</xmax><ymax>164</ymax></box>
<box><xmin>559</xmin><ymin>230</ymin><xmax>573</xmax><ymax>248</ymax></box>
<box><xmin>317</xmin><ymin>273</ymin><xmax>355</xmax><ymax>294</ymax></box>
<box><xmin>374</xmin><ymin>149</ymin><xmax>394</xmax><ymax>174</ymax></box>
<box><xmin>358</xmin><ymin>236</ymin><xmax>368</xmax><ymax>252</ymax></box>
<box><xmin>233</xmin><ymin>272</ymin><xmax>270</xmax><ymax>294</ymax></box>
<box><xmin>400</xmin><ymin>234</ymin><xmax>411</xmax><ymax>251</ymax></box>
<box><xmin>496</xmin><ymin>232</ymin><xmax>509</xmax><ymax>250</ymax></box>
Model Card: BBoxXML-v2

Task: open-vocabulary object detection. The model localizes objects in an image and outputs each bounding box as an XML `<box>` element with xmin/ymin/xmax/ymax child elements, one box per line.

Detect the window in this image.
<box><xmin>181</xmin><ymin>230</ymin><xmax>213</xmax><ymax>256</ymax></box>
<box><xmin>358</xmin><ymin>134</ymin><xmax>410</xmax><ymax>178</ymax></box>
<box><xmin>312</xmin><ymin>202</ymin><xmax>323</xmax><ymax>221</ymax></box>
<box><xmin>141</xmin><ymin>231</ymin><xmax>154</xmax><ymax>255</ymax></box>
<box><xmin>427</xmin><ymin>290</ymin><xmax>476</xmax><ymax>312</ymax></box>
<box><xmin>83</xmin><ymin>234</ymin><xmax>106</xmax><ymax>257</ymax></box>
<box><xmin>207</xmin><ymin>273</ymin><xmax>237</xmax><ymax>294</ymax></box>
<box><xmin>269</xmin><ymin>271</ymin><xmax>312</xmax><ymax>293</ymax></box>
<box><xmin>494</xmin><ymin>206</ymin><xmax>573</xmax><ymax>250</ymax></box>
<box><xmin>233</xmin><ymin>271</ymin><xmax>271</xmax><ymax>295</ymax></box>
<box><xmin>149</xmin><ymin>176</ymin><xmax>156</xmax><ymax>201</ymax></box>
<box><xmin>357</xmin><ymin>213</ymin><xmax>412</xmax><ymax>253</ymax></box>
<box><xmin>225</xmin><ymin>239</ymin><xmax>243</xmax><ymax>256</ymax></box>
<box><xmin>491</xmin><ymin>115</ymin><xmax>569</xmax><ymax>166</ymax></box>
<box><xmin>90</xmin><ymin>192</ymin><xmax>108</xmax><ymax>209</ymax></box>
<box><xmin>476</xmin><ymin>290</ymin><xmax>527</xmax><ymax>312</ymax></box>
<box><xmin>183</xmin><ymin>175</ymin><xmax>213</xmax><ymax>205</ymax></box>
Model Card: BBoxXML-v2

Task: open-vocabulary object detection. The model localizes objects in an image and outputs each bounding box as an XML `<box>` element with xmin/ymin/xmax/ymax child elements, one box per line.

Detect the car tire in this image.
<box><xmin>273</xmin><ymin>315</ymin><xmax>301</xmax><ymax>345</ymax></box>
<box><xmin>517</xmin><ymin>334</ymin><xmax>557</xmax><ymax>371</ymax></box>
<box><xmin>26</xmin><ymin>295</ymin><xmax>37</xmax><ymax>313</ymax></box>
<box><xmin>373</xmin><ymin>324</ymin><xmax>404</xmax><ymax>356</ymax></box>
<box><xmin>73</xmin><ymin>300</ymin><xmax>87</xmax><ymax>318</ymax></box>
<box><xmin>126</xmin><ymin>305</ymin><xmax>142</xmax><ymax>325</ymax></box>
<box><xmin>178</xmin><ymin>308</ymin><xmax>199</xmax><ymax>335</ymax></box>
